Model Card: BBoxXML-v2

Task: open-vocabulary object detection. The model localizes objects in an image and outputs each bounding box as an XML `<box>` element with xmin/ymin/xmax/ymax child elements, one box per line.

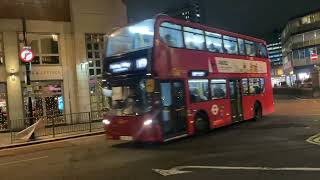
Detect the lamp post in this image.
<box><xmin>22</xmin><ymin>18</ymin><xmax>35</xmax><ymax>140</ymax></box>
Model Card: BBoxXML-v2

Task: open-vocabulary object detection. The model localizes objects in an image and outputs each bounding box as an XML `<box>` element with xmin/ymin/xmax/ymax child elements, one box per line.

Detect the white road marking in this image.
<box><xmin>153</xmin><ymin>165</ymin><xmax>320</xmax><ymax>176</ymax></box>
<box><xmin>307</xmin><ymin>133</ymin><xmax>320</xmax><ymax>145</ymax></box>
<box><xmin>0</xmin><ymin>156</ymin><xmax>48</xmax><ymax>167</ymax></box>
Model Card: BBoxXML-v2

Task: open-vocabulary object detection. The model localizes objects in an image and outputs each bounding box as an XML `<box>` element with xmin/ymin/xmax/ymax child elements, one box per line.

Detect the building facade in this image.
<box><xmin>282</xmin><ymin>9</ymin><xmax>320</xmax><ymax>87</ymax></box>
<box><xmin>166</xmin><ymin>0</ymin><xmax>202</xmax><ymax>23</ymax></box>
<box><xmin>267</xmin><ymin>40</ymin><xmax>284</xmax><ymax>87</ymax></box>
<box><xmin>0</xmin><ymin>0</ymin><xmax>127</xmax><ymax>130</ymax></box>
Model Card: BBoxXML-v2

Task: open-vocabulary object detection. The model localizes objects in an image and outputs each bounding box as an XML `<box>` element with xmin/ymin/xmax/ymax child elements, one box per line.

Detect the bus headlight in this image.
<box><xmin>143</xmin><ymin>119</ymin><xmax>153</xmax><ymax>126</ymax></box>
<box><xmin>102</xmin><ymin>119</ymin><xmax>111</xmax><ymax>125</ymax></box>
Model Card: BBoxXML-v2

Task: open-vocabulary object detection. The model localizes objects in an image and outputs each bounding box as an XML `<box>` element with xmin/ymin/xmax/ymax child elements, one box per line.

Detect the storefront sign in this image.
<box><xmin>22</xmin><ymin>66</ymin><xmax>63</xmax><ymax>80</ymax></box>
<box><xmin>311</xmin><ymin>53</ymin><xmax>318</xmax><ymax>61</ymax></box>
<box><xmin>215</xmin><ymin>57</ymin><xmax>267</xmax><ymax>74</ymax></box>
<box><xmin>20</xmin><ymin>47</ymin><xmax>34</xmax><ymax>63</ymax></box>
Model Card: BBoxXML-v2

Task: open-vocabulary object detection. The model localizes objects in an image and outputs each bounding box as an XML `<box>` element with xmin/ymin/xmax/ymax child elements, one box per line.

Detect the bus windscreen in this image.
<box><xmin>106</xmin><ymin>19</ymin><xmax>155</xmax><ymax>57</ymax></box>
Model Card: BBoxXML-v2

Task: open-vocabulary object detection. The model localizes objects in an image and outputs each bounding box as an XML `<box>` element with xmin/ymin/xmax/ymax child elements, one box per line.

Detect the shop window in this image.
<box><xmin>188</xmin><ymin>79</ymin><xmax>209</xmax><ymax>102</ymax></box>
<box><xmin>0</xmin><ymin>33</ymin><xmax>4</xmax><ymax>64</ymax></box>
<box><xmin>23</xmin><ymin>81</ymin><xmax>64</xmax><ymax>121</ymax></box>
<box><xmin>159</xmin><ymin>22</ymin><xmax>184</xmax><ymax>48</ymax></box>
<box><xmin>245</xmin><ymin>40</ymin><xmax>256</xmax><ymax>56</ymax></box>
<box><xmin>205</xmin><ymin>32</ymin><xmax>223</xmax><ymax>53</ymax></box>
<box><xmin>223</xmin><ymin>36</ymin><xmax>238</xmax><ymax>54</ymax></box>
<box><xmin>183</xmin><ymin>27</ymin><xmax>205</xmax><ymax>50</ymax></box>
<box><xmin>293</xmin><ymin>50</ymin><xmax>299</xmax><ymax>60</ymax></box>
<box><xmin>238</xmin><ymin>38</ymin><xmax>245</xmax><ymax>55</ymax></box>
<box><xmin>306</xmin><ymin>47</ymin><xmax>317</xmax><ymax>59</ymax></box>
<box><xmin>18</xmin><ymin>34</ymin><xmax>60</xmax><ymax>65</ymax></box>
<box><xmin>0</xmin><ymin>83</ymin><xmax>8</xmax><ymax>130</ymax></box>
<box><xmin>86</xmin><ymin>34</ymin><xmax>104</xmax><ymax>77</ymax></box>
<box><xmin>210</xmin><ymin>79</ymin><xmax>226</xmax><ymax>99</ymax></box>
<box><xmin>299</xmin><ymin>49</ymin><xmax>305</xmax><ymax>59</ymax></box>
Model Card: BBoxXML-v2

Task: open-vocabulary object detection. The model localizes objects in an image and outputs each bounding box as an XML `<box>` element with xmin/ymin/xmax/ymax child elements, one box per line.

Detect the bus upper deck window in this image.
<box><xmin>238</xmin><ymin>38</ymin><xmax>245</xmax><ymax>55</ymax></box>
<box><xmin>223</xmin><ymin>36</ymin><xmax>238</xmax><ymax>54</ymax></box>
<box><xmin>205</xmin><ymin>32</ymin><xmax>223</xmax><ymax>53</ymax></box>
<box><xmin>183</xmin><ymin>27</ymin><xmax>205</xmax><ymax>50</ymax></box>
<box><xmin>159</xmin><ymin>22</ymin><xmax>184</xmax><ymax>48</ymax></box>
<box><xmin>245</xmin><ymin>40</ymin><xmax>256</xmax><ymax>56</ymax></box>
<box><xmin>258</xmin><ymin>43</ymin><xmax>268</xmax><ymax>58</ymax></box>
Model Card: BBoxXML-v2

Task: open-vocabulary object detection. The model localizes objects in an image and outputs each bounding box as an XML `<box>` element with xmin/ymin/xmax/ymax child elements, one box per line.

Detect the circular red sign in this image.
<box><xmin>20</xmin><ymin>48</ymin><xmax>34</xmax><ymax>63</ymax></box>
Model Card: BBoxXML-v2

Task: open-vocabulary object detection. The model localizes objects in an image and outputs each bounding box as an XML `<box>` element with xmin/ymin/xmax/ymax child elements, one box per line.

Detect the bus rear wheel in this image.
<box><xmin>253</xmin><ymin>104</ymin><xmax>262</xmax><ymax>121</ymax></box>
<box><xmin>194</xmin><ymin>113</ymin><xmax>209</xmax><ymax>134</ymax></box>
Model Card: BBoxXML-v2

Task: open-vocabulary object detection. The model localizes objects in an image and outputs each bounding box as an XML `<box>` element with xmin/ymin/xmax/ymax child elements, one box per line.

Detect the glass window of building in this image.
<box><xmin>86</xmin><ymin>34</ymin><xmax>104</xmax><ymax>77</ymax></box>
<box><xmin>0</xmin><ymin>83</ymin><xmax>8</xmax><ymax>130</ymax></box>
<box><xmin>301</xmin><ymin>15</ymin><xmax>312</xmax><ymax>25</ymax></box>
<box><xmin>293</xmin><ymin>34</ymin><xmax>303</xmax><ymax>44</ymax></box>
<box><xmin>299</xmin><ymin>49</ymin><xmax>305</xmax><ymax>59</ymax></box>
<box><xmin>293</xmin><ymin>50</ymin><xmax>299</xmax><ymax>60</ymax></box>
<box><xmin>238</xmin><ymin>38</ymin><xmax>245</xmax><ymax>55</ymax></box>
<box><xmin>0</xmin><ymin>33</ymin><xmax>4</xmax><ymax>64</ymax></box>
<box><xmin>245</xmin><ymin>40</ymin><xmax>256</xmax><ymax>56</ymax></box>
<box><xmin>210</xmin><ymin>79</ymin><xmax>226</xmax><ymax>99</ymax></box>
<box><xmin>205</xmin><ymin>32</ymin><xmax>223</xmax><ymax>53</ymax></box>
<box><xmin>159</xmin><ymin>22</ymin><xmax>184</xmax><ymax>48</ymax></box>
<box><xmin>23</xmin><ymin>81</ymin><xmax>64</xmax><ymax>123</ymax></box>
<box><xmin>316</xmin><ymin>30</ymin><xmax>320</xmax><ymax>40</ymax></box>
<box><xmin>188</xmin><ymin>79</ymin><xmax>209</xmax><ymax>102</ymax></box>
<box><xmin>183</xmin><ymin>27</ymin><xmax>205</xmax><ymax>50</ymax></box>
<box><xmin>304</xmin><ymin>31</ymin><xmax>316</xmax><ymax>43</ymax></box>
<box><xmin>305</xmin><ymin>47</ymin><xmax>314</xmax><ymax>58</ymax></box>
<box><xmin>18</xmin><ymin>34</ymin><xmax>59</xmax><ymax>65</ymax></box>
<box><xmin>223</xmin><ymin>36</ymin><xmax>238</xmax><ymax>54</ymax></box>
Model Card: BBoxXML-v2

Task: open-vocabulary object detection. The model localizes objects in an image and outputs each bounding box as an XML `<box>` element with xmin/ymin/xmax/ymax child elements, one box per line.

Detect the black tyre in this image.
<box><xmin>194</xmin><ymin>113</ymin><xmax>209</xmax><ymax>134</ymax></box>
<box><xmin>253</xmin><ymin>103</ymin><xmax>262</xmax><ymax>121</ymax></box>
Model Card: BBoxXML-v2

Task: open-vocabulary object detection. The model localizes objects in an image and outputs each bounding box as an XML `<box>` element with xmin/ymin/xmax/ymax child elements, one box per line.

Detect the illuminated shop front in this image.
<box><xmin>23</xmin><ymin>81</ymin><xmax>64</xmax><ymax>123</ymax></box>
<box><xmin>0</xmin><ymin>84</ymin><xmax>7</xmax><ymax>130</ymax></box>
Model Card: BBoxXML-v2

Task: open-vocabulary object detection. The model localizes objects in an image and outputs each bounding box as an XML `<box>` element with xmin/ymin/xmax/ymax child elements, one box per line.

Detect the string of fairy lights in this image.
<box><xmin>23</xmin><ymin>83</ymin><xmax>64</xmax><ymax>126</ymax></box>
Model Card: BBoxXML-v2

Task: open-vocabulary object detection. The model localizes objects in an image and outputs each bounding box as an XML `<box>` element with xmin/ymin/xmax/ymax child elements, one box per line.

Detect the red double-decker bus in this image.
<box><xmin>102</xmin><ymin>15</ymin><xmax>274</xmax><ymax>142</ymax></box>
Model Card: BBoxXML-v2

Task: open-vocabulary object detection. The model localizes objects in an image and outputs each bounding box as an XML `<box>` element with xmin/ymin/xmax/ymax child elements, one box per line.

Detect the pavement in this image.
<box><xmin>0</xmin><ymin>97</ymin><xmax>320</xmax><ymax>180</ymax></box>
<box><xmin>0</xmin><ymin>121</ymin><xmax>104</xmax><ymax>147</ymax></box>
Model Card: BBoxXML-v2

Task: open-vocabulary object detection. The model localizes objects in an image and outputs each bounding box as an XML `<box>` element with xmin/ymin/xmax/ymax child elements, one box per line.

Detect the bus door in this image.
<box><xmin>229</xmin><ymin>79</ymin><xmax>243</xmax><ymax>122</ymax></box>
<box><xmin>160</xmin><ymin>81</ymin><xmax>188</xmax><ymax>138</ymax></box>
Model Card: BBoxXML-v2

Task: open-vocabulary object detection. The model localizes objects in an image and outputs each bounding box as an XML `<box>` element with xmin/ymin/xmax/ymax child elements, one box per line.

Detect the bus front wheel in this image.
<box><xmin>253</xmin><ymin>103</ymin><xmax>262</xmax><ymax>121</ymax></box>
<box><xmin>194</xmin><ymin>113</ymin><xmax>209</xmax><ymax>134</ymax></box>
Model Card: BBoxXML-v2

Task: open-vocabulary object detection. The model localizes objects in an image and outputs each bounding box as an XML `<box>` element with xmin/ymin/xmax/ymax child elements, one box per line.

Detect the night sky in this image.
<box><xmin>125</xmin><ymin>0</ymin><xmax>320</xmax><ymax>42</ymax></box>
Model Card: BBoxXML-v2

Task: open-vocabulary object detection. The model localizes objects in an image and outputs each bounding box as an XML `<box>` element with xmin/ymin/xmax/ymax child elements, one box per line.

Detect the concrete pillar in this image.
<box><xmin>59</xmin><ymin>33</ymin><xmax>79</xmax><ymax>124</ymax></box>
<box><xmin>3</xmin><ymin>32</ymin><xmax>24</xmax><ymax>128</ymax></box>
<box><xmin>74</xmin><ymin>32</ymin><xmax>91</xmax><ymax>113</ymax></box>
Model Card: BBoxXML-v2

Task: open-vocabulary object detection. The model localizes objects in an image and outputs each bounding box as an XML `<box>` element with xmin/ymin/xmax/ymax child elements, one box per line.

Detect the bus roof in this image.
<box><xmin>155</xmin><ymin>14</ymin><xmax>266</xmax><ymax>44</ymax></box>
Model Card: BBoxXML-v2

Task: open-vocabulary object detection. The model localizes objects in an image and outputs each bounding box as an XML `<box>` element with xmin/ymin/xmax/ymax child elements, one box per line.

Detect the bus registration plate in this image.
<box><xmin>120</xmin><ymin>136</ymin><xmax>133</xmax><ymax>141</ymax></box>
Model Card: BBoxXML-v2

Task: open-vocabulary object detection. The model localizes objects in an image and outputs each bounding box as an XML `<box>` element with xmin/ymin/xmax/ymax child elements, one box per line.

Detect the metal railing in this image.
<box><xmin>5</xmin><ymin>111</ymin><xmax>105</xmax><ymax>144</ymax></box>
